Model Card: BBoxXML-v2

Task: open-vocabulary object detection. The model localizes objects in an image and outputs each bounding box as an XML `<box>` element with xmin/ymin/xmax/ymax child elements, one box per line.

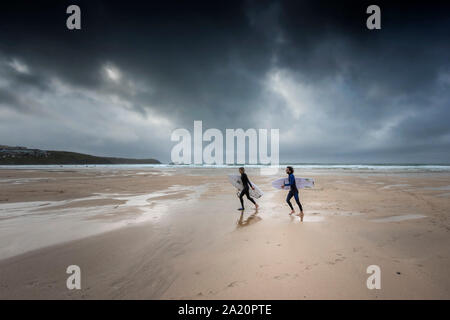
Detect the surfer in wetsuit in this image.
<box><xmin>282</xmin><ymin>166</ymin><xmax>304</xmax><ymax>221</ymax></box>
<box><xmin>238</xmin><ymin>167</ymin><xmax>259</xmax><ymax>211</ymax></box>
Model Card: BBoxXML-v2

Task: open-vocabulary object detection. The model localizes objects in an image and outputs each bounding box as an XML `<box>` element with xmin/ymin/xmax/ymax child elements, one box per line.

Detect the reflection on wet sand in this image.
<box><xmin>236</xmin><ymin>209</ymin><xmax>261</xmax><ymax>228</ymax></box>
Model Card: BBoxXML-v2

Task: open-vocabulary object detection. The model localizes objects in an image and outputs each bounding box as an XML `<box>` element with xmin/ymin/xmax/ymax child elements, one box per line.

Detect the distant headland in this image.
<box><xmin>0</xmin><ymin>145</ymin><xmax>160</xmax><ymax>165</ymax></box>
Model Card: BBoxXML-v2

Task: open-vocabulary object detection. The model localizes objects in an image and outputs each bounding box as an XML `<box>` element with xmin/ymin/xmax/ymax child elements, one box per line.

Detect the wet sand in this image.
<box><xmin>0</xmin><ymin>167</ymin><xmax>449</xmax><ymax>299</ymax></box>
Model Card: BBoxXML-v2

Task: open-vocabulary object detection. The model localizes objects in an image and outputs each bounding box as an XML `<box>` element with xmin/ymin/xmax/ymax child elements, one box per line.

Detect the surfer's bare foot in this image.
<box><xmin>255</xmin><ymin>203</ymin><xmax>259</xmax><ymax>209</ymax></box>
<box><xmin>296</xmin><ymin>211</ymin><xmax>304</xmax><ymax>221</ymax></box>
<box><xmin>289</xmin><ymin>210</ymin><xmax>295</xmax><ymax>215</ymax></box>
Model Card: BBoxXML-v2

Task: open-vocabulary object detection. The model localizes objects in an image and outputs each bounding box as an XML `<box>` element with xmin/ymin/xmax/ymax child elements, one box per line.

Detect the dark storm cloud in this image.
<box><xmin>0</xmin><ymin>88</ymin><xmax>27</xmax><ymax>111</ymax></box>
<box><xmin>0</xmin><ymin>1</ymin><xmax>276</xmax><ymax>125</ymax></box>
<box><xmin>0</xmin><ymin>0</ymin><xmax>449</xmax><ymax>162</ymax></box>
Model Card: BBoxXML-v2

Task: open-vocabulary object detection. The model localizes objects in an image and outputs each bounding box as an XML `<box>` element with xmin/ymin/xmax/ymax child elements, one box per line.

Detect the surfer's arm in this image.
<box><xmin>284</xmin><ymin>175</ymin><xmax>294</xmax><ymax>186</ymax></box>
<box><xmin>246</xmin><ymin>175</ymin><xmax>254</xmax><ymax>188</ymax></box>
<box><xmin>241</xmin><ymin>174</ymin><xmax>253</xmax><ymax>189</ymax></box>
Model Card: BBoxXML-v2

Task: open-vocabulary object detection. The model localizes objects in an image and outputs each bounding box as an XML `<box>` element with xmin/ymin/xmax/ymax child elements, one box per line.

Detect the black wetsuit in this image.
<box><xmin>239</xmin><ymin>173</ymin><xmax>256</xmax><ymax>209</ymax></box>
<box><xmin>285</xmin><ymin>173</ymin><xmax>303</xmax><ymax>211</ymax></box>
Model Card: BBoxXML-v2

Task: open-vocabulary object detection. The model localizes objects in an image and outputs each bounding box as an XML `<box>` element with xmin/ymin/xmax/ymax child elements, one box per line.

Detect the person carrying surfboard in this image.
<box><xmin>282</xmin><ymin>166</ymin><xmax>304</xmax><ymax>221</ymax></box>
<box><xmin>238</xmin><ymin>167</ymin><xmax>259</xmax><ymax>211</ymax></box>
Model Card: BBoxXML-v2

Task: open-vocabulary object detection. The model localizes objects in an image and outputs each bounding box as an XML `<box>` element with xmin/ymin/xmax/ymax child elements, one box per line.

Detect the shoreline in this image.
<box><xmin>2</xmin><ymin>163</ymin><xmax>450</xmax><ymax>171</ymax></box>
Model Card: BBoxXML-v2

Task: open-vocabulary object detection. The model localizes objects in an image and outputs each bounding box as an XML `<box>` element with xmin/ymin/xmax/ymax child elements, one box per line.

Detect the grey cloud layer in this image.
<box><xmin>0</xmin><ymin>0</ymin><xmax>449</xmax><ymax>163</ymax></box>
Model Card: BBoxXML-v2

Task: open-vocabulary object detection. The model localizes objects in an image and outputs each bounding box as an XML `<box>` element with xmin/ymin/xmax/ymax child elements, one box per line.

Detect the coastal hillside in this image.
<box><xmin>0</xmin><ymin>145</ymin><xmax>160</xmax><ymax>165</ymax></box>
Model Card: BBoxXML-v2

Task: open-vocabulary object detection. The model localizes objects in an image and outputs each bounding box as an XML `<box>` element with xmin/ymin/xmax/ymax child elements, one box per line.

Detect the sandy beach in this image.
<box><xmin>0</xmin><ymin>166</ymin><xmax>449</xmax><ymax>299</ymax></box>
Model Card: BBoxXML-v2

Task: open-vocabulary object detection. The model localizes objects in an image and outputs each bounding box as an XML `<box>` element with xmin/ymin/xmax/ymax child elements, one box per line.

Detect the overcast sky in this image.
<box><xmin>0</xmin><ymin>0</ymin><xmax>449</xmax><ymax>163</ymax></box>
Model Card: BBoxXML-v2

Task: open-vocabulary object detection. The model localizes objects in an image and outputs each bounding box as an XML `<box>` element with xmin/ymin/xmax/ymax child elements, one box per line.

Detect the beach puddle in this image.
<box><xmin>423</xmin><ymin>185</ymin><xmax>450</xmax><ymax>191</ymax></box>
<box><xmin>0</xmin><ymin>177</ymin><xmax>53</xmax><ymax>185</ymax></box>
<box><xmin>309</xmin><ymin>209</ymin><xmax>363</xmax><ymax>217</ymax></box>
<box><xmin>371</xmin><ymin>214</ymin><xmax>426</xmax><ymax>223</ymax></box>
<box><xmin>436</xmin><ymin>192</ymin><xmax>450</xmax><ymax>198</ymax></box>
<box><xmin>329</xmin><ymin>211</ymin><xmax>363</xmax><ymax>217</ymax></box>
<box><xmin>335</xmin><ymin>180</ymin><xmax>353</xmax><ymax>185</ymax></box>
<box><xmin>304</xmin><ymin>215</ymin><xmax>325</xmax><ymax>222</ymax></box>
<box><xmin>294</xmin><ymin>215</ymin><xmax>325</xmax><ymax>222</ymax></box>
<box><xmin>289</xmin><ymin>214</ymin><xmax>325</xmax><ymax>222</ymax></box>
<box><xmin>381</xmin><ymin>184</ymin><xmax>410</xmax><ymax>190</ymax></box>
<box><xmin>0</xmin><ymin>184</ymin><xmax>204</xmax><ymax>259</ymax></box>
<box><xmin>0</xmin><ymin>185</ymin><xmax>196</xmax><ymax>220</ymax></box>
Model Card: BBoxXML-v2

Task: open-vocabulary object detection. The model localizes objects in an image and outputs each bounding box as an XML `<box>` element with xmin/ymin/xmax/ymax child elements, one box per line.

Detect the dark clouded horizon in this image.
<box><xmin>0</xmin><ymin>0</ymin><xmax>449</xmax><ymax>163</ymax></box>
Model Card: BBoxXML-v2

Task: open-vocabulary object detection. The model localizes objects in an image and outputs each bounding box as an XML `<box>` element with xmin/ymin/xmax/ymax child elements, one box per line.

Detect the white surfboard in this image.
<box><xmin>228</xmin><ymin>174</ymin><xmax>264</xmax><ymax>199</ymax></box>
<box><xmin>272</xmin><ymin>177</ymin><xmax>314</xmax><ymax>190</ymax></box>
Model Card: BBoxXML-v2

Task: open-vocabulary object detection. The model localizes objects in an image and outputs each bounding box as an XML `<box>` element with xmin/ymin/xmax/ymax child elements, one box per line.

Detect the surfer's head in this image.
<box><xmin>239</xmin><ymin>167</ymin><xmax>245</xmax><ymax>174</ymax></box>
<box><xmin>286</xmin><ymin>166</ymin><xmax>294</xmax><ymax>174</ymax></box>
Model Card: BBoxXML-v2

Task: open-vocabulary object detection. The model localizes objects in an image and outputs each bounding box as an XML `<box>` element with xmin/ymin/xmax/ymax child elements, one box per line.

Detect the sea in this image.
<box><xmin>1</xmin><ymin>163</ymin><xmax>450</xmax><ymax>172</ymax></box>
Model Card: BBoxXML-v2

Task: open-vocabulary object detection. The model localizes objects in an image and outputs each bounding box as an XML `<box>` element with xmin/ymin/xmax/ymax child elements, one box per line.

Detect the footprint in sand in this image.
<box><xmin>327</xmin><ymin>257</ymin><xmax>345</xmax><ymax>265</ymax></box>
<box><xmin>26</xmin><ymin>280</ymin><xmax>40</xmax><ymax>287</ymax></box>
<box><xmin>273</xmin><ymin>273</ymin><xmax>290</xmax><ymax>280</ymax></box>
<box><xmin>227</xmin><ymin>280</ymin><xmax>245</xmax><ymax>288</ymax></box>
